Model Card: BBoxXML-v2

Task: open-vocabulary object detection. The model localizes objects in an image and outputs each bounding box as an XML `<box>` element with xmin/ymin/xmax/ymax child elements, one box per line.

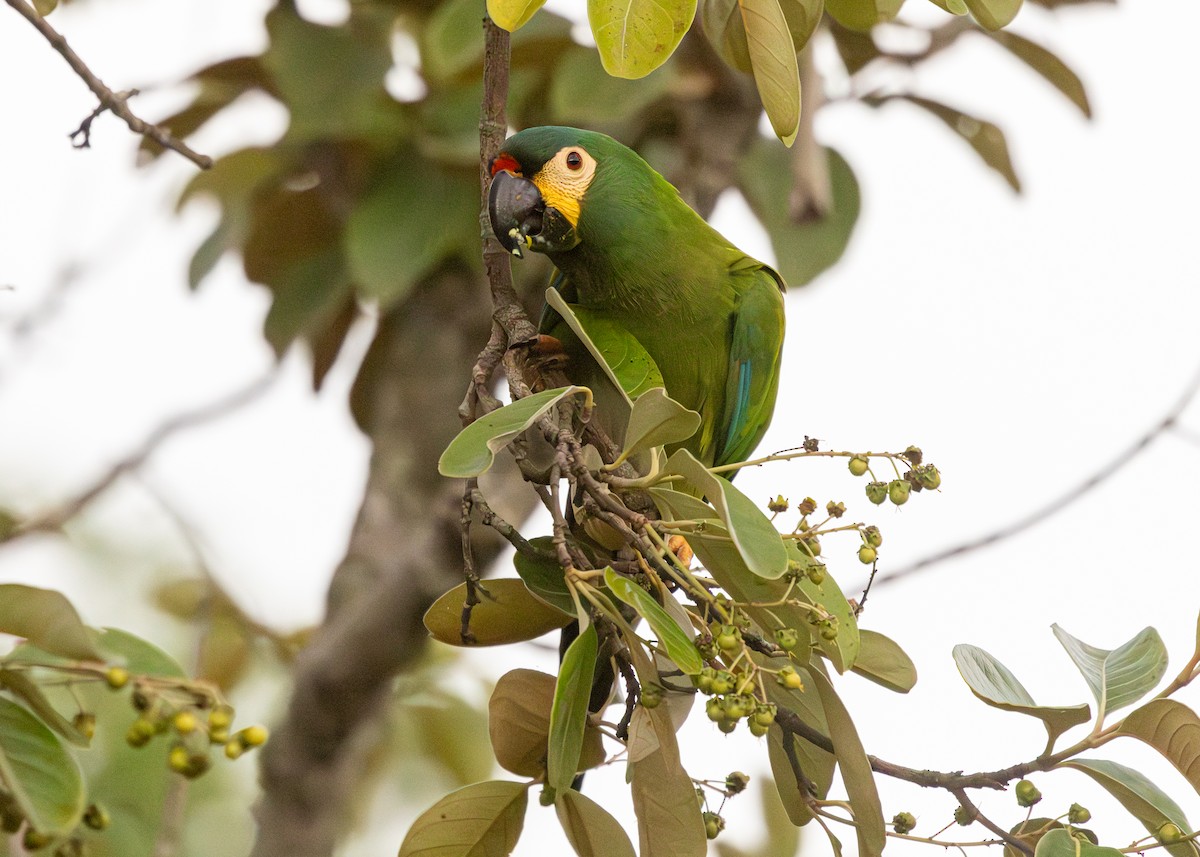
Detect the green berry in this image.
<box><xmin>753</xmin><ymin>704</ymin><xmax>777</xmax><ymax>727</ymax></box>
<box><xmin>892</xmin><ymin>812</ymin><xmax>916</xmax><ymax>835</ymax></box>
<box><xmin>1158</xmin><ymin>823</ymin><xmax>1185</xmax><ymax>843</ymax></box>
<box><xmin>774</xmin><ymin>628</ymin><xmax>800</xmax><ymax>651</ymax></box>
<box><xmin>866</xmin><ymin>481</ymin><xmax>888</xmax><ymax>505</ymax></box>
<box><xmin>821</xmin><ymin>623</ymin><xmax>838</xmax><ymax>641</ymax></box>
<box><xmin>1014</xmin><ymin>779</ymin><xmax>1041</xmax><ymax>807</ymax></box>
<box><xmin>706</xmin><ymin>698</ymin><xmax>725</xmax><ymax>722</ymax></box>
<box><xmin>703</xmin><ymin>812</ymin><xmax>725</xmax><ymax>840</ymax></box>
<box><xmin>953</xmin><ymin>806</ymin><xmax>974</xmax><ymax>826</ymax></box>
<box><xmin>725</xmin><ymin>772</ymin><xmax>750</xmax><ymax>795</ymax></box>
<box><xmin>917</xmin><ymin>464</ymin><xmax>941</xmax><ymax>490</ymax></box>
<box><xmin>777</xmin><ymin>667</ymin><xmax>805</xmax><ymax>690</ymax></box>
<box><xmin>748</xmin><ymin>718</ymin><xmax>769</xmax><ymax>737</ymax></box>
<box><xmin>806</xmin><ymin>563</ymin><xmax>826</xmax><ymax>585</ymax></box>
<box><xmin>849</xmin><ymin>456</ymin><xmax>869</xmax><ymax>477</ymax></box>
<box><xmin>1068</xmin><ymin>803</ymin><xmax>1091</xmax><ymax>824</ymax></box>
<box><xmin>717</xmin><ymin>718</ymin><xmax>737</xmax><ymax>734</ymax></box>
<box><xmin>641</xmin><ymin>684</ymin><xmax>663</xmax><ymax>709</ymax></box>
<box><xmin>715</xmin><ymin>625</ymin><xmax>740</xmax><ymax>652</ymax></box>
<box><xmin>710</xmin><ymin>671</ymin><xmax>735</xmax><ymax>695</ymax></box>
<box><xmin>901</xmin><ymin>446</ymin><xmax>923</xmax><ymax>465</ymax></box>
<box><xmin>723</xmin><ymin>695</ymin><xmax>750</xmax><ymax>720</ymax></box>
<box><xmin>863</xmin><ymin>525</ymin><xmax>882</xmax><ymax>548</ymax></box>
<box><xmin>858</xmin><ymin>545</ymin><xmax>877</xmax><ymax>565</ymax></box>
<box><xmin>888</xmin><ymin>480</ymin><xmax>911</xmax><ymax>506</ymax></box>
<box><xmin>696</xmin><ymin>668</ymin><xmax>716</xmax><ymax>694</ymax></box>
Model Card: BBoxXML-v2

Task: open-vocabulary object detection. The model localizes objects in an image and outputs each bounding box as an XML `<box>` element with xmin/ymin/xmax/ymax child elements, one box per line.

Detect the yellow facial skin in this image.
<box><xmin>530</xmin><ymin>146</ymin><xmax>597</xmax><ymax>228</ymax></box>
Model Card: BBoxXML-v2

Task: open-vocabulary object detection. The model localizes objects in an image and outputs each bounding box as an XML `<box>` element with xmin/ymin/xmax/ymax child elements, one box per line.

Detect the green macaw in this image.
<box><xmin>488</xmin><ymin>126</ymin><xmax>786</xmax><ymax>471</ymax></box>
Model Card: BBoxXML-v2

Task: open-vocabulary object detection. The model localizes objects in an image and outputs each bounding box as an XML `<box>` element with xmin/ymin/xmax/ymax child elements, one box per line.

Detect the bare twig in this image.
<box><xmin>872</xmin><ymin>359</ymin><xmax>1200</xmax><ymax>588</ymax></box>
<box><xmin>6</xmin><ymin>373</ymin><xmax>274</xmax><ymax>541</ymax></box>
<box><xmin>4</xmin><ymin>0</ymin><xmax>213</xmax><ymax>168</ymax></box>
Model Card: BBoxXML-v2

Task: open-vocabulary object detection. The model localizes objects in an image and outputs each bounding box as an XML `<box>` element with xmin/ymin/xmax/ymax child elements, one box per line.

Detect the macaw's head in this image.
<box><xmin>488</xmin><ymin>126</ymin><xmax>636</xmax><ymax>259</ymax></box>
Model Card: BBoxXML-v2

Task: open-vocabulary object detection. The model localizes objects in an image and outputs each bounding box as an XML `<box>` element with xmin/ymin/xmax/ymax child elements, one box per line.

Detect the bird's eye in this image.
<box><xmin>566</xmin><ymin>151</ymin><xmax>583</xmax><ymax>170</ymax></box>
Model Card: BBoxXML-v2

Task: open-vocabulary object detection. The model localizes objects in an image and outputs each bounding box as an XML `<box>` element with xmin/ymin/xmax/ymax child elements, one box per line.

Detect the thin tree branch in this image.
<box><xmin>872</xmin><ymin>359</ymin><xmax>1200</xmax><ymax>588</ymax></box>
<box><xmin>4</xmin><ymin>0</ymin><xmax>213</xmax><ymax>168</ymax></box>
<box><xmin>4</xmin><ymin>373</ymin><xmax>274</xmax><ymax>541</ymax></box>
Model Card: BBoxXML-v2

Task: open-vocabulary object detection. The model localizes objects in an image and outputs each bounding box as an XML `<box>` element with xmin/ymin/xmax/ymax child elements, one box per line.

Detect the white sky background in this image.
<box><xmin>2</xmin><ymin>0</ymin><xmax>1200</xmax><ymax>855</ymax></box>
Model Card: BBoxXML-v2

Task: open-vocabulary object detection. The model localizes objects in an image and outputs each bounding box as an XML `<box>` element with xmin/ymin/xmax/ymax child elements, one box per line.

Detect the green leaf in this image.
<box><xmin>767</xmin><ymin>726</ymin><xmax>827</xmax><ymax>826</ymax></box>
<box><xmin>489</xmin><ymin>0</ymin><xmax>549</xmax><ymax>31</ymax></box>
<box><xmin>548</xmin><ymin>625</ymin><xmax>598</xmax><ymax>794</ymax></box>
<box><xmin>424</xmin><ymin>579</ymin><xmax>573</xmax><ymax>647</ymax></box>
<box><xmin>823</xmin><ymin>0</ymin><xmax>904</xmax><ymax>30</ymax></box>
<box><xmin>852</xmin><ymin>630</ymin><xmax>917</xmax><ymax>693</ymax></box>
<box><xmin>628</xmin><ymin>707</ymin><xmax>708</xmax><ymax>857</ymax></box>
<box><xmin>1034</xmin><ymin>829</ymin><xmax>1123</xmax><ymax>857</ymax></box>
<box><xmin>95</xmin><ymin>627</ymin><xmax>188</xmax><ymax>678</ymax></box>
<box><xmin>344</xmin><ymin>159</ymin><xmax>477</xmax><ymax>306</ymax></box>
<box><xmin>0</xmin><ymin>696</ymin><xmax>85</xmax><ymax>836</ymax></box>
<box><xmin>1118</xmin><ymin>700</ymin><xmax>1200</xmax><ymax>794</ymax></box>
<box><xmin>0</xmin><ymin>584</ymin><xmax>101</xmax><ymax>662</ymax></box>
<box><xmin>741</xmin><ymin>0</ymin><xmax>801</xmax><ymax>145</ymax></box>
<box><xmin>398</xmin><ymin>780</ymin><xmax>529</xmax><ymax>857</ymax></box>
<box><xmin>990</xmin><ymin>31</ymin><xmax>1090</xmax><ymax>117</ymax></box>
<box><xmin>894</xmin><ymin>95</ymin><xmax>1021</xmax><ymax>191</ymax></box>
<box><xmin>788</xmin><ymin>544</ymin><xmax>859</xmax><ymax>671</ymax></box>
<box><xmin>424</xmin><ymin>0</ymin><xmax>487</xmax><ymax>80</ymax></box>
<box><xmin>702</xmin><ymin>0</ymin><xmax>822</xmax><ymax>71</ymax></box>
<box><xmin>953</xmin><ymin>643</ymin><xmax>1090</xmax><ymax>749</ymax></box>
<box><xmin>664</xmin><ymin>448</ymin><xmax>788</xmax><ymax>579</ymax></box>
<box><xmin>926</xmin><ymin>0</ymin><xmax>969</xmax><ymax>14</ymax></box>
<box><xmin>1060</xmin><ymin>758</ymin><xmax>1198</xmax><ymax>857</ymax></box>
<box><xmin>588</xmin><ymin>0</ymin><xmax>697</xmax><ymax>79</ymax></box>
<box><xmin>738</xmin><ymin>144</ymin><xmax>860</xmax><ymax>287</ymax></box>
<box><xmin>512</xmin><ymin>537</ymin><xmax>576</xmax><ymax>614</ymax></box>
<box><xmin>0</xmin><ymin>671</ymin><xmax>89</xmax><ymax>748</ymax></box>
<box><xmin>545</xmin><ymin>289</ymin><xmax>665</xmax><ymax>405</ymax></box>
<box><xmin>603</xmin><ymin>569</ymin><xmax>702</xmax><ymax>675</ymax></box>
<box><xmin>556</xmin><ymin>790</ymin><xmax>637</xmax><ymax>857</ymax></box>
<box><xmin>438</xmin><ymin>386</ymin><xmax>592</xmax><ymax>478</ymax></box>
<box><xmin>757</xmin><ymin>653</ymin><xmax>835</xmax><ymax>801</ymax></box>
<box><xmin>809</xmin><ymin>667</ymin><xmax>885</xmax><ymax>857</ymax></box>
<box><xmin>489</xmin><ymin>669</ymin><xmax>605</xmax><ymax>778</ymax></box>
<box><xmin>616</xmin><ymin>388</ymin><xmax>701</xmax><ymax>467</ymax></box>
<box><xmin>549</xmin><ymin>46</ymin><xmax>676</xmax><ymax>124</ymax></box>
<box><xmin>963</xmin><ymin>0</ymin><xmax>1021</xmax><ymax>30</ymax></box>
<box><xmin>1052</xmin><ymin>624</ymin><xmax>1168</xmax><ymax>720</ymax></box>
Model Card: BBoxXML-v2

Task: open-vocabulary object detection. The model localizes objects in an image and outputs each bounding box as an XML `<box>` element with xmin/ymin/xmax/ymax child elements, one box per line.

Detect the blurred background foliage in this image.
<box><xmin>0</xmin><ymin>0</ymin><xmax>1113</xmax><ymax>853</ymax></box>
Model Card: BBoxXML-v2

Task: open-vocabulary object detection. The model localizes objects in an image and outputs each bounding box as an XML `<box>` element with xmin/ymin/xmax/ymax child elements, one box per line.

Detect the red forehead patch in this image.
<box><xmin>490</xmin><ymin>153</ymin><xmax>521</xmax><ymax>176</ymax></box>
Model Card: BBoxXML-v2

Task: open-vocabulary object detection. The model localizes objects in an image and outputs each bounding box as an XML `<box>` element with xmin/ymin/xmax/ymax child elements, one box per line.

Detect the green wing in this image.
<box><xmin>713</xmin><ymin>264</ymin><xmax>786</xmax><ymax>469</ymax></box>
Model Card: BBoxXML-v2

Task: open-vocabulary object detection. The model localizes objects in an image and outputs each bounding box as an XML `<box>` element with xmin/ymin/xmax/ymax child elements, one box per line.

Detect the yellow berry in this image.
<box><xmin>238</xmin><ymin>725</ymin><xmax>268</xmax><ymax>747</ymax></box>
<box><xmin>173</xmin><ymin>711</ymin><xmax>198</xmax><ymax>735</ymax></box>
<box><xmin>105</xmin><ymin>667</ymin><xmax>130</xmax><ymax>689</ymax></box>
<box><xmin>849</xmin><ymin>456</ymin><xmax>869</xmax><ymax>477</ymax></box>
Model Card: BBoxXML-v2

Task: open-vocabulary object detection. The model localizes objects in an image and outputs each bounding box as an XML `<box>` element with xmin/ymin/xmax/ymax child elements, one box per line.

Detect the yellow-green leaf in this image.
<box><xmin>1118</xmin><ymin>700</ymin><xmax>1200</xmax><ymax>794</ymax></box>
<box><xmin>604</xmin><ymin>568</ymin><xmax>702</xmax><ymax>674</ymax></box>
<box><xmin>628</xmin><ymin>707</ymin><xmax>707</xmax><ymax>857</ymax></box>
<box><xmin>0</xmin><ymin>671</ymin><xmax>90</xmax><ymax>748</ymax></box>
<box><xmin>555</xmin><ymin>789</ymin><xmax>637</xmax><ymax>857</ymax></box>
<box><xmin>892</xmin><ymin>95</ymin><xmax>1021</xmax><ymax>191</ymax></box>
<box><xmin>824</xmin><ymin>0</ymin><xmax>904</xmax><ymax>30</ymax></box>
<box><xmin>1052</xmin><ymin>624</ymin><xmax>1168</xmax><ymax>720</ymax></box>
<box><xmin>438</xmin><ymin>386</ymin><xmax>592</xmax><ymax>478</ymax></box>
<box><xmin>0</xmin><ymin>584</ymin><xmax>100</xmax><ymax>662</ymax></box>
<box><xmin>789</xmin><ymin>544</ymin><xmax>859</xmax><ymax>671</ymax></box>
<box><xmin>398</xmin><ymin>780</ymin><xmax>528</xmax><ymax>857</ymax></box>
<box><xmin>616</xmin><ymin>388</ymin><xmax>701</xmax><ymax>467</ymax></box>
<box><xmin>548</xmin><ymin>625</ymin><xmax>598</xmax><ymax>794</ymax></box>
<box><xmin>990</xmin><ymin>30</ymin><xmax>1090</xmax><ymax>117</ymax></box>
<box><xmin>741</xmin><ymin>0</ymin><xmax>802</xmax><ymax>145</ymax></box>
<box><xmin>489</xmin><ymin>669</ymin><xmax>605</xmax><ymax>778</ymax></box>
<box><xmin>488</xmin><ymin>0</ymin><xmax>549</xmax><ymax>31</ymax></box>
<box><xmin>852</xmin><ymin>630</ymin><xmax>917</xmax><ymax>693</ymax></box>
<box><xmin>424</xmin><ymin>579</ymin><xmax>573</xmax><ymax>647</ymax></box>
<box><xmin>1033</xmin><ymin>829</ymin><xmax>1123</xmax><ymax>857</ymax></box>
<box><xmin>964</xmin><ymin>0</ymin><xmax>1021</xmax><ymax>30</ymax></box>
<box><xmin>1059</xmin><ymin>758</ymin><xmax>1199</xmax><ymax>857</ymax></box>
<box><xmin>0</xmin><ymin>697</ymin><xmax>85</xmax><ymax>836</ymax></box>
<box><xmin>512</xmin><ymin>537</ymin><xmax>576</xmax><ymax>615</ymax></box>
<box><xmin>588</xmin><ymin>0</ymin><xmax>697</xmax><ymax>79</ymax></box>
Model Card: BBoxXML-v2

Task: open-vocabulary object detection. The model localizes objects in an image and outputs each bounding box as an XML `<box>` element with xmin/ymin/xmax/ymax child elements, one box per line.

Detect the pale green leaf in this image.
<box><xmin>588</xmin><ymin>0</ymin><xmax>697</xmax><ymax>79</ymax></box>
<box><xmin>1052</xmin><ymin>624</ymin><xmax>1168</xmax><ymax>719</ymax></box>
<box><xmin>964</xmin><ymin>0</ymin><xmax>1021</xmax><ymax>30</ymax></box>
<box><xmin>738</xmin><ymin>144</ymin><xmax>860</xmax><ymax>287</ymax></box>
<box><xmin>512</xmin><ymin>537</ymin><xmax>575</xmax><ymax>614</ymax></box>
<box><xmin>1060</xmin><ymin>758</ymin><xmax>1198</xmax><ymax>857</ymax></box>
<box><xmin>1118</xmin><ymin>700</ymin><xmax>1200</xmax><ymax>794</ymax></box>
<box><xmin>0</xmin><ymin>671</ymin><xmax>89</xmax><ymax>748</ymax></box>
<box><xmin>953</xmin><ymin>643</ymin><xmax>1089</xmax><ymax>749</ymax></box>
<box><xmin>549</xmin><ymin>46</ymin><xmax>676</xmax><ymax>124</ymax></box>
<box><xmin>488</xmin><ymin>0</ymin><xmax>549</xmax><ymax>31</ymax></box>
<box><xmin>1034</xmin><ymin>829</ymin><xmax>1123</xmax><ymax>857</ymax></box>
<box><xmin>0</xmin><ymin>584</ymin><xmax>100</xmax><ymax>661</ymax></box>
<box><xmin>0</xmin><ymin>696</ymin><xmax>85</xmax><ymax>836</ymax></box>
<box><xmin>438</xmin><ymin>386</ymin><xmax>592</xmax><ymax>478</ymax></box>
<box><xmin>926</xmin><ymin>0</ymin><xmax>968</xmax><ymax>15</ymax></box>
<box><xmin>95</xmin><ymin>627</ymin><xmax>188</xmax><ymax>678</ymax></box>
<box><xmin>556</xmin><ymin>790</ymin><xmax>637</xmax><ymax>857</ymax></box>
<box><xmin>789</xmin><ymin>544</ymin><xmax>859</xmax><ymax>672</ymax></box>
<box><xmin>852</xmin><ymin>630</ymin><xmax>917</xmax><ymax>693</ymax></box>
<box><xmin>548</xmin><ymin>625</ymin><xmax>598</xmax><ymax>794</ymax></box>
<box><xmin>398</xmin><ymin>780</ymin><xmax>528</xmax><ymax>857</ymax></box>
<box><xmin>603</xmin><ymin>568</ymin><xmax>702</xmax><ymax>675</ymax></box>
<box><xmin>424</xmin><ymin>579</ymin><xmax>573</xmax><ymax>647</ymax></box>
<box><xmin>990</xmin><ymin>30</ymin><xmax>1090</xmax><ymax>117</ymax></box>
<box><xmin>628</xmin><ymin>707</ymin><xmax>707</xmax><ymax>857</ymax></box>
<box><xmin>664</xmin><ymin>448</ymin><xmax>788</xmax><ymax>579</ymax></box>
<box><xmin>741</xmin><ymin>0</ymin><xmax>801</xmax><ymax>145</ymax></box>
<box><xmin>616</xmin><ymin>388</ymin><xmax>701</xmax><ymax>466</ymax></box>
<box><xmin>894</xmin><ymin>95</ymin><xmax>1021</xmax><ymax>191</ymax></box>
<box><xmin>809</xmin><ymin>667</ymin><xmax>885</xmax><ymax>857</ymax></box>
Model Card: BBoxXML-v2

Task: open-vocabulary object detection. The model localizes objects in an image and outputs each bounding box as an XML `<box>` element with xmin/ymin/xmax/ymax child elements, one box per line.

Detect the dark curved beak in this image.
<box><xmin>488</xmin><ymin>171</ymin><xmax>544</xmax><ymax>259</ymax></box>
<box><xmin>489</xmin><ymin>171</ymin><xmax>581</xmax><ymax>258</ymax></box>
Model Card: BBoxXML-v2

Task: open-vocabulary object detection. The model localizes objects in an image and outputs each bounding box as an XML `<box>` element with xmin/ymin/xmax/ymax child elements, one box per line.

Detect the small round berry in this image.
<box><xmin>1068</xmin><ymin>803</ymin><xmax>1091</xmax><ymax>824</ymax></box>
<box><xmin>892</xmin><ymin>812</ymin><xmax>916</xmax><ymax>835</ymax></box>
<box><xmin>953</xmin><ymin>806</ymin><xmax>974</xmax><ymax>826</ymax></box>
<box><xmin>717</xmin><ymin>719</ymin><xmax>737</xmax><ymax>734</ymax></box>
<box><xmin>715</xmin><ymin>625</ymin><xmax>740</xmax><ymax>652</ymax></box>
<box><xmin>775</xmin><ymin>628</ymin><xmax>800</xmax><ymax>651</ymax></box>
<box><xmin>105</xmin><ymin>667</ymin><xmax>130</xmax><ymax>689</ymax></box>
<box><xmin>706</xmin><ymin>698</ymin><xmax>725</xmax><ymax>722</ymax></box>
<box><xmin>748</xmin><ymin>718</ymin><xmax>769</xmax><ymax>737</ymax></box>
<box><xmin>168</xmin><ymin>744</ymin><xmax>192</xmax><ymax>773</ymax></box>
<box><xmin>858</xmin><ymin>545</ymin><xmax>877</xmax><ymax>565</ymax></box>
<box><xmin>777</xmin><ymin>667</ymin><xmax>805</xmax><ymax>690</ymax></box>
<box><xmin>888</xmin><ymin>480</ymin><xmax>911</xmax><ymax>506</ymax></box>
<box><xmin>865</xmin><ymin>481</ymin><xmax>888</xmax><ymax>505</ymax></box>
<box><xmin>725</xmin><ymin>772</ymin><xmax>750</xmax><ymax>795</ymax></box>
<box><xmin>703</xmin><ymin>812</ymin><xmax>725</xmax><ymax>840</ymax></box>
<box><xmin>173</xmin><ymin>711</ymin><xmax>198</xmax><ymax>735</ymax></box>
<box><xmin>863</xmin><ymin>525</ymin><xmax>883</xmax><ymax>548</ymax></box>
<box><xmin>225</xmin><ymin>740</ymin><xmax>245</xmax><ymax>760</ymax></box>
<box><xmin>849</xmin><ymin>456</ymin><xmax>869</xmax><ymax>477</ymax></box>
<box><xmin>1014</xmin><ymin>779</ymin><xmax>1041</xmax><ymax>807</ymax></box>
<box><xmin>641</xmin><ymin>684</ymin><xmax>663</xmax><ymax>709</ymax></box>
<box><xmin>1158</xmin><ymin>823</ymin><xmax>1185</xmax><ymax>843</ymax></box>
<box><xmin>239</xmin><ymin>725</ymin><xmax>269</xmax><ymax>747</ymax></box>
<box><xmin>917</xmin><ymin>464</ymin><xmax>941</xmax><ymax>490</ymax></box>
